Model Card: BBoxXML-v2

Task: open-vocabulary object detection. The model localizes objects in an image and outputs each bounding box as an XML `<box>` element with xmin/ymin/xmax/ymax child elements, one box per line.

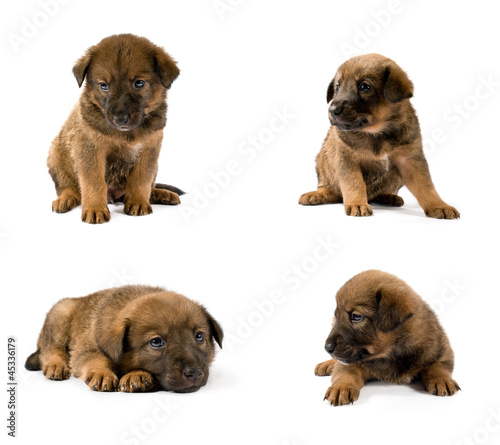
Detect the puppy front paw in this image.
<box><xmin>52</xmin><ymin>194</ymin><xmax>80</xmax><ymax>213</ymax></box>
<box><xmin>124</xmin><ymin>200</ymin><xmax>153</xmax><ymax>216</ymax></box>
<box><xmin>84</xmin><ymin>370</ymin><xmax>119</xmax><ymax>392</ymax></box>
<box><xmin>425</xmin><ymin>205</ymin><xmax>460</xmax><ymax>220</ymax></box>
<box><xmin>424</xmin><ymin>376</ymin><xmax>461</xmax><ymax>396</ymax></box>
<box><xmin>344</xmin><ymin>204</ymin><xmax>373</xmax><ymax>217</ymax></box>
<box><xmin>119</xmin><ymin>371</ymin><xmax>154</xmax><ymax>393</ymax></box>
<box><xmin>299</xmin><ymin>188</ymin><xmax>340</xmax><ymax>205</ymax></box>
<box><xmin>324</xmin><ymin>383</ymin><xmax>360</xmax><ymax>406</ymax></box>
<box><xmin>315</xmin><ymin>359</ymin><xmax>337</xmax><ymax>376</ymax></box>
<box><xmin>299</xmin><ymin>191</ymin><xmax>328</xmax><ymax>205</ymax></box>
<box><xmin>81</xmin><ymin>207</ymin><xmax>111</xmax><ymax>224</ymax></box>
<box><xmin>42</xmin><ymin>362</ymin><xmax>71</xmax><ymax>381</ymax></box>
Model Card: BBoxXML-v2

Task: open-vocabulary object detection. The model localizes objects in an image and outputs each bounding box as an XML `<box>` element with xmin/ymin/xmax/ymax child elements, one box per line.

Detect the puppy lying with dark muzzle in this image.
<box><xmin>47</xmin><ymin>34</ymin><xmax>184</xmax><ymax>224</ymax></box>
<box><xmin>315</xmin><ymin>270</ymin><xmax>460</xmax><ymax>406</ymax></box>
<box><xmin>299</xmin><ymin>53</ymin><xmax>459</xmax><ymax>219</ymax></box>
<box><xmin>25</xmin><ymin>285</ymin><xmax>223</xmax><ymax>393</ymax></box>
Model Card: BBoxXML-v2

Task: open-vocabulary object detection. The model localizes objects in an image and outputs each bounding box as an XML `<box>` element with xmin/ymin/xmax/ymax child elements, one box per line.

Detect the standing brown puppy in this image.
<box><xmin>315</xmin><ymin>270</ymin><xmax>459</xmax><ymax>406</ymax></box>
<box><xmin>48</xmin><ymin>34</ymin><xmax>184</xmax><ymax>224</ymax></box>
<box><xmin>299</xmin><ymin>54</ymin><xmax>459</xmax><ymax>219</ymax></box>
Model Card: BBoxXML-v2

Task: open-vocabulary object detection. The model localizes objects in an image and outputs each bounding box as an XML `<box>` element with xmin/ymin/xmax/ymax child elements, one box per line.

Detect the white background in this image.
<box><xmin>1</xmin><ymin>1</ymin><xmax>499</xmax><ymax>444</ymax></box>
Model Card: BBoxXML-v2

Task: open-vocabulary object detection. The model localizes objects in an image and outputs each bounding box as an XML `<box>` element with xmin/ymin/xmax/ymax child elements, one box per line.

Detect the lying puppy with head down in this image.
<box><xmin>25</xmin><ymin>285</ymin><xmax>223</xmax><ymax>393</ymax></box>
<box><xmin>299</xmin><ymin>54</ymin><xmax>459</xmax><ymax>219</ymax></box>
<box><xmin>315</xmin><ymin>270</ymin><xmax>460</xmax><ymax>405</ymax></box>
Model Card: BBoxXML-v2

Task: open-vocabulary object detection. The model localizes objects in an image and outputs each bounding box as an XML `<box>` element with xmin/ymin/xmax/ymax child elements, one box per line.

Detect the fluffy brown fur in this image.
<box><xmin>299</xmin><ymin>54</ymin><xmax>459</xmax><ymax>219</ymax></box>
<box><xmin>25</xmin><ymin>285</ymin><xmax>223</xmax><ymax>393</ymax></box>
<box><xmin>47</xmin><ymin>34</ymin><xmax>184</xmax><ymax>224</ymax></box>
<box><xmin>315</xmin><ymin>270</ymin><xmax>459</xmax><ymax>406</ymax></box>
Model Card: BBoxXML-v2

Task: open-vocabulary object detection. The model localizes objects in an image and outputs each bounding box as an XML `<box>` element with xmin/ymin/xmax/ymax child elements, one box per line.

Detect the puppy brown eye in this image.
<box><xmin>149</xmin><ymin>337</ymin><xmax>165</xmax><ymax>349</ymax></box>
<box><xmin>195</xmin><ymin>331</ymin><xmax>205</xmax><ymax>343</ymax></box>
<box><xmin>359</xmin><ymin>82</ymin><xmax>370</xmax><ymax>92</ymax></box>
<box><xmin>351</xmin><ymin>313</ymin><xmax>364</xmax><ymax>323</ymax></box>
<box><xmin>99</xmin><ymin>82</ymin><xmax>109</xmax><ymax>91</ymax></box>
<box><xmin>336</xmin><ymin>83</ymin><xmax>340</xmax><ymax>91</ymax></box>
<box><xmin>134</xmin><ymin>80</ymin><xmax>145</xmax><ymax>89</ymax></box>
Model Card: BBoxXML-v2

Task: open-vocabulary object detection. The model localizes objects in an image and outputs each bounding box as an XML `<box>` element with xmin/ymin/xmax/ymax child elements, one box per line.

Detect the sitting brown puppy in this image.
<box><xmin>48</xmin><ymin>34</ymin><xmax>184</xmax><ymax>224</ymax></box>
<box><xmin>299</xmin><ymin>54</ymin><xmax>459</xmax><ymax>219</ymax></box>
<box><xmin>25</xmin><ymin>285</ymin><xmax>223</xmax><ymax>393</ymax></box>
<box><xmin>315</xmin><ymin>270</ymin><xmax>459</xmax><ymax>406</ymax></box>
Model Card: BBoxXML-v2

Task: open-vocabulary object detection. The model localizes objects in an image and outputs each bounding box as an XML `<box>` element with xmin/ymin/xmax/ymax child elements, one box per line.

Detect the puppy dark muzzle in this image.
<box><xmin>161</xmin><ymin>362</ymin><xmax>209</xmax><ymax>393</ymax></box>
<box><xmin>105</xmin><ymin>93</ymin><xmax>144</xmax><ymax>131</ymax></box>
<box><xmin>330</xmin><ymin>103</ymin><xmax>344</xmax><ymax>116</ymax></box>
<box><xmin>325</xmin><ymin>340</ymin><xmax>336</xmax><ymax>355</ymax></box>
<box><xmin>328</xmin><ymin>97</ymin><xmax>369</xmax><ymax>130</ymax></box>
<box><xmin>328</xmin><ymin>107</ymin><xmax>368</xmax><ymax>130</ymax></box>
<box><xmin>324</xmin><ymin>336</ymin><xmax>369</xmax><ymax>364</ymax></box>
<box><xmin>183</xmin><ymin>366</ymin><xmax>203</xmax><ymax>384</ymax></box>
<box><xmin>112</xmin><ymin>113</ymin><xmax>130</xmax><ymax>127</ymax></box>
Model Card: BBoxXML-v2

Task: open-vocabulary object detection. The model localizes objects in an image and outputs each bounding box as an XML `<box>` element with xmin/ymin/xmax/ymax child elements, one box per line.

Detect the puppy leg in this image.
<box><xmin>77</xmin><ymin>148</ymin><xmax>111</xmax><ymax>224</ymax></box>
<box><xmin>72</xmin><ymin>353</ymin><xmax>119</xmax><ymax>392</ymax></box>
<box><xmin>338</xmin><ymin>167</ymin><xmax>372</xmax><ymax>217</ymax></box>
<box><xmin>324</xmin><ymin>363</ymin><xmax>366</xmax><ymax>406</ymax></box>
<box><xmin>150</xmin><ymin>187</ymin><xmax>181</xmax><ymax>206</ymax></box>
<box><xmin>421</xmin><ymin>362</ymin><xmax>460</xmax><ymax>396</ymax></box>
<box><xmin>40</xmin><ymin>349</ymin><xmax>71</xmax><ymax>381</ymax></box>
<box><xmin>314</xmin><ymin>359</ymin><xmax>337</xmax><ymax>376</ymax></box>
<box><xmin>299</xmin><ymin>187</ymin><xmax>341</xmax><ymax>206</ymax></box>
<box><xmin>30</xmin><ymin>299</ymin><xmax>76</xmax><ymax>381</ymax></box>
<box><xmin>48</xmin><ymin>160</ymin><xmax>81</xmax><ymax>213</ymax></box>
<box><xmin>123</xmin><ymin>138</ymin><xmax>162</xmax><ymax>216</ymax></box>
<box><xmin>119</xmin><ymin>370</ymin><xmax>154</xmax><ymax>393</ymax></box>
<box><xmin>394</xmin><ymin>154</ymin><xmax>459</xmax><ymax>219</ymax></box>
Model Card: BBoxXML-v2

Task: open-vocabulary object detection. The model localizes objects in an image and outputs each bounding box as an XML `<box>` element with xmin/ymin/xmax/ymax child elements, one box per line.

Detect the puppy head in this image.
<box><xmin>324</xmin><ymin>270</ymin><xmax>417</xmax><ymax>365</ymax></box>
<box><xmin>326</xmin><ymin>54</ymin><xmax>413</xmax><ymax>133</ymax></box>
<box><xmin>73</xmin><ymin>33</ymin><xmax>179</xmax><ymax>132</ymax></box>
<box><xmin>96</xmin><ymin>292</ymin><xmax>223</xmax><ymax>393</ymax></box>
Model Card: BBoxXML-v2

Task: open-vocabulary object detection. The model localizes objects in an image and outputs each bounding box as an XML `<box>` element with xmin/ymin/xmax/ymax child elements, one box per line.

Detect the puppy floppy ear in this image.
<box><xmin>375</xmin><ymin>289</ymin><xmax>414</xmax><ymax>333</ymax></box>
<box><xmin>73</xmin><ymin>52</ymin><xmax>92</xmax><ymax>88</ymax></box>
<box><xmin>154</xmin><ymin>48</ymin><xmax>180</xmax><ymax>89</ymax></box>
<box><xmin>95</xmin><ymin>316</ymin><xmax>129</xmax><ymax>363</ymax></box>
<box><xmin>201</xmin><ymin>307</ymin><xmax>224</xmax><ymax>349</ymax></box>
<box><xmin>326</xmin><ymin>75</ymin><xmax>337</xmax><ymax>103</ymax></box>
<box><xmin>383</xmin><ymin>62</ymin><xmax>414</xmax><ymax>103</ymax></box>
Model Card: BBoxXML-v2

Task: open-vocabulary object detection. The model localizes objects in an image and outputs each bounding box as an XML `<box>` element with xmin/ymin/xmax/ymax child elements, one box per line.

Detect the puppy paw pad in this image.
<box><xmin>425</xmin><ymin>206</ymin><xmax>460</xmax><ymax>220</ymax></box>
<box><xmin>124</xmin><ymin>202</ymin><xmax>153</xmax><ymax>216</ymax></box>
<box><xmin>314</xmin><ymin>360</ymin><xmax>336</xmax><ymax>376</ymax></box>
<box><xmin>345</xmin><ymin>204</ymin><xmax>373</xmax><ymax>217</ymax></box>
<box><xmin>324</xmin><ymin>384</ymin><xmax>360</xmax><ymax>407</ymax></box>
<box><xmin>42</xmin><ymin>363</ymin><xmax>71</xmax><ymax>381</ymax></box>
<box><xmin>119</xmin><ymin>371</ymin><xmax>153</xmax><ymax>393</ymax></box>
<box><xmin>151</xmin><ymin>189</ymin><xmax>181</xmax><ymax>206</ymax></box>
<box><xmin>84</xmin><ymin>371</ymin><xmax>119</xmax><ymax>392</ymax></box>
<box><xmin>426</xmin><ymin>377</ymin><xmax>460</xmax><ymax>396</ymax></box>
<box><xmin>81</xmin><ymin>208</ymin><xmax>111</xmax><ymax>224</ymax></box>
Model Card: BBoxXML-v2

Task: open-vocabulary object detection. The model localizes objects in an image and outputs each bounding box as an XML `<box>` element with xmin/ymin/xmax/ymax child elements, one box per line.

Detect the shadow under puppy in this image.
<box><xmin>315</xmin><ymin>270</ymin><xmax>459</xmax><ymax>406</ymax></box>
<box><xmin>299</xmin><ymin>53</ymin><xmax>459</xmax><ymax>219</ymax></box>
<box><xmin>48</xmin><ymin>33</ymin><xmax>184</xmax><ymax>224</ymax></box>
<box><xmin>25</xmin><ymin>285</ymin><xmax>223</xmax><ymax>393</ymax></box>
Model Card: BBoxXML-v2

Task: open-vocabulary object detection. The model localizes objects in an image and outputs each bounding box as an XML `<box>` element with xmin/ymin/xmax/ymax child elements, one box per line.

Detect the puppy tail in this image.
<box><xmin>154</xmin><ymin>183</ymin><xmax>186</xmax><ymax>196</ymax></box>
<box><xmin>25</xmin><ymin>350</ymin><xmax>41</xmax><ymax>371</ymax></box>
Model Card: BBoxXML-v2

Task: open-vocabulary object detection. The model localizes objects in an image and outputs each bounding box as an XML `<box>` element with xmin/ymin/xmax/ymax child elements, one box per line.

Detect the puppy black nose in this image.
<box><xmin>183</xmin><ymin>367</ymin><xmax>203</xmax><ymax>384</ymax></box>
<box><xmin>112</xmin><ymin>114</ymin><xmax>129</xmax><ymax>125</ymax></box>
<box><xmin>330</xmin><ymin>104</ymin><xmax>343</xmax><ymax>115</ymax></box>
<box><xmin>325</xmin><ymin>342</ymin><xmax>336</xmax><ymax>354</ymax></box>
